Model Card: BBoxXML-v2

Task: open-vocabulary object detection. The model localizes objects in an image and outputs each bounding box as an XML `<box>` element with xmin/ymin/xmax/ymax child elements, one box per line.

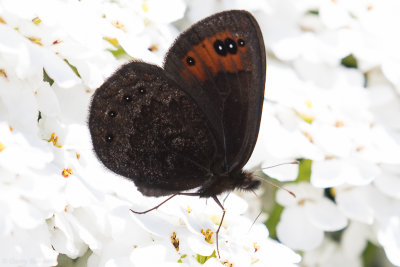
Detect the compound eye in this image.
<box><xmin>242</xmin><ymin>178</ymin><xmax>252</xmax><ymax>189</ymax></box>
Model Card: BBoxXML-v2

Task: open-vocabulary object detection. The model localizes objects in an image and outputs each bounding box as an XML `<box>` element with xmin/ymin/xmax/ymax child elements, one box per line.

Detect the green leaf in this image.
<box><xmin>43</xmin><ymin>68</ymin><xmax>54</xmax><ymax>86</ymax></box>
<box><xmin>196</xmin><ymin>250</ymin><xmax>216</xmax><ymax>264</ymax></box>
<box><xmin>177</xmin><ymin>254</ymin><xmax>187</xmax><ymax>263</ymax></box>
<box><xmin>37</xmin><ymin>111</ymin><xmax>42</xmax><ymax>122</ymax></box>
<box><xmin>104</xmin><ymin>37</ymin><xmax>129</xmax><ymax>59</ymax></box>
<box><xmin>296</xmin><ymin>159</ymin><xmax>312</xmax><ymax>182</ymax></box>
<box><xmin>104</xmin><ymin>37</ymin><xmax>120</xmax><ymax>47</ymax></box>
<box><xmin>341</xmin><ymin>54</ymin><xmax>358</xmax><ymax>69</ymax></box>
<box><xmin>362</xmin><ymin>241</ymin><xmax>378</xmax><ymax>267</ymax></box>
<box><xmin>108</xmin><ymin>46</ymin><xmax>129</xmax><ymax>58</ymax></box>
<box><xmin>64</xmin><ymin>59</ymin><xmax>81</xmax><ymax>78</ymax></box>
<box><xmin>265</xmin><ymin>203</ymin><xmax>284</xmax><ymax>240</ymax></box>
<box><xmin>307</xmin><ymin>10</ymin><xmax>319</xmax><ymax>15</ymax></box>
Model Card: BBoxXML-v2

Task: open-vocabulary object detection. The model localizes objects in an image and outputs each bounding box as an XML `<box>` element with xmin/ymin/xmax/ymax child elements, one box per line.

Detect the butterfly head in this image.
<box><xmin>236</xmin><ymin>171</ymin><xmax>261</xmax><ymax>191</ymax></box>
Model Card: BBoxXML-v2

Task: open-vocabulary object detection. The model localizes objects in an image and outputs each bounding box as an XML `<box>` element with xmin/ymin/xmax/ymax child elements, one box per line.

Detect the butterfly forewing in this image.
<box><xmin>164</xmin><ymin>10</ymin><xmax>266</xmax><ymax>172</ymax></box>
<box><xmin>88</xmin><ymin>62</ymin><xmax>218</xmax><ymax>196</ymax></box>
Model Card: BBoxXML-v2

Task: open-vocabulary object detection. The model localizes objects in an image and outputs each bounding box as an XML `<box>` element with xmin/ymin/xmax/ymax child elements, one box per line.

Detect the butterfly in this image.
<box><xmin>88</xmin><ymin>10</ymin><xmax>266</xmax><ymax>258</ymax></box>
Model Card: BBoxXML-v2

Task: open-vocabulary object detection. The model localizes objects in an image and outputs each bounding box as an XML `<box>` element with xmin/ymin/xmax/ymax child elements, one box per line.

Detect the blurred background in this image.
<box><xmin>0</xmin><ymin>0</ymin><xmax>399</xmax><ymax>266</ymax></box>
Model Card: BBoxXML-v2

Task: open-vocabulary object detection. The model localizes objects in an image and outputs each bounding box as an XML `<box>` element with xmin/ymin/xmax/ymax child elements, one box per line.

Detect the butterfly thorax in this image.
<box><xmin>198</xmin><ymin>170</ymin><xmax>261</xmax><ymax>197</ymax></box>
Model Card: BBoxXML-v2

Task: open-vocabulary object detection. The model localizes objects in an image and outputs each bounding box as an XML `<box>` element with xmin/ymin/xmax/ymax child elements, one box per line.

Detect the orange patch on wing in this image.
<box><xmin>181</xmin><ymin>30</ymin><xmax>247</xmax><ymax>82</ymax></box>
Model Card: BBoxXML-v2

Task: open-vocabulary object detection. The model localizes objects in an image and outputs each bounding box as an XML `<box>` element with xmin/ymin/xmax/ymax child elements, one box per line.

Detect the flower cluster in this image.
<box><xmin>0</xmin><ymin>0</ymin><xmax>399</xmax><ymax>267</ymax></box>
<box><xmin>220</xmin><ymin>0</ymin><xmax>399</xmax><ymax>266</ymax></box>
<box><xmin>0</xmin><ymin>0</ymin><xmax>298</xmax><ymax>266</ymax></box>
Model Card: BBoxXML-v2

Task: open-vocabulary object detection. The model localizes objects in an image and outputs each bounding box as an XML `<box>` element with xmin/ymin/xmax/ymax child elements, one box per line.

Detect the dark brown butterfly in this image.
<box><xmin>88</xmin><ymin>10</ymin><xmax>266</xmax><ymax>258</ymax></box>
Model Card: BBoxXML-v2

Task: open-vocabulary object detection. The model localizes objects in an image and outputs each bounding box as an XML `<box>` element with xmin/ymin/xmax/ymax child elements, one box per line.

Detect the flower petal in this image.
<box><xmin>305</xmin><ymin>199</ymin><xmax>348</xmax><ymax>231</ymax></box>
<box><xmin>277</xmin><ymin>206</ymin><xmax>324</xmax><ymax>251</ymax></box>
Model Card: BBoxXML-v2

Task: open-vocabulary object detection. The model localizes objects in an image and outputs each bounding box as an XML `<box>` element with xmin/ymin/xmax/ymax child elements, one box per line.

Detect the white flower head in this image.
<box><xmin>276</xmin><ymin>182</ymin><xmax>348</xmax><ymax>251</ymax></box>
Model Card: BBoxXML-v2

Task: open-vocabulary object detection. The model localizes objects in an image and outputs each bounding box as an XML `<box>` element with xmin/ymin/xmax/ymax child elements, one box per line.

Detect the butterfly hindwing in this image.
<box><xmin>88</xmin><ymin>62</ymin><xmax>218</xmax><ymax>196</ymax></box>
<box><xmin>164</xmin><ymin>10</ymin><xmax>266</xmax><ymax>172</ymax></box>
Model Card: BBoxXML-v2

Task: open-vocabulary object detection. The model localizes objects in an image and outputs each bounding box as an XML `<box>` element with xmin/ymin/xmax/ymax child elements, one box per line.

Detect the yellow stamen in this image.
<box><xmin>254</xmin><ymin>242</ymin><xmax>260</xmax><ymax>252</ymax></box>
<box><xmin>171</xmin><ymin>232</ymin><xmax>179</xmax><ymax>251</ymax></box>
<box><xmin>0</xmin><ymin>142</ymin><xmax>6</xmax><ymax>152</ymax></box>
<box><xmin>221</xmin><ymin>260</ymin><xmax>234</xmax><ymax>267</ymax></box>
<box><xmin>27</xmin><ymin>36</ymin><xmax>43</xmax><ymax>46</ymax></box>
<box><xmin>186</xmin><ymin>206</ymin><xmax>192</xmax><ymax>213</ymax></box>
<box><xmin>111</xmin><ymin>20</ymin><xmax>125</xmax><ymax>31</ymax></box>
<box><xmin>148</xmin><ymin>44</ymin><xmax>159</xmax><ymax>52</ymax></box>
<box><xmin>32</xmin><ymin>17</ymin><xmax>42</xmax><ymax>25</ymax></box>
<box><xmin>302</xmin><ymin>131</ymin><xmax>314</xmax><ymax>143</ymax></box>
<box><xmin>200</xmin><ymin>228</ymin><xmax>214</xmax><ymax>244</ymax></box>
<box><xmin>44</xmin><ymin>132</ymin><xmax>62</xmax><ymax>148</ymax></box>
<box><xmin>356</xmin><ymin>146</ymin><xmax>365</xmax><ymax>152</ymax></box>
<box><xmin>142</xmin><ymin>1</ymin><xmax>149</xmax><ymax>12</ymax></box>
<box><xmin>335</xmin><ymin>121</ymin><xmax>345</xmax><ymax>127</ymax></box>
<box><xmin>62</xmin><ymin>168</ymin><xmax>73</xmax><ymax>178</ymax></box>
<box><xmin>0</xmin><ymin>69</ymin><xmax>8</xmax><ymax>79</ymax></box>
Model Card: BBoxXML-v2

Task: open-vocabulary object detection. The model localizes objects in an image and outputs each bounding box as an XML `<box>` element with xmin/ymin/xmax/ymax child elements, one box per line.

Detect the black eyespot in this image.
<box><xmin>224</xmin><ymin>38</ymin><xmax>237</xmax><ymax>54</ymax></box>
<box><xmin>138</xmin><ymin>87</ymin><xmax>146</xmax><ymax>94</ymax></box>
<box><xmin>105</xmin><ymin>134</ymin><xmax>113</xmax><ymax>142</ymax></box>
<box><xmin>213</xmin><ymin>40</ymin><xmax>227</xmax><ymax>56</ymax></box>
<box><xmin>238</xmin><ymin>39</ymin><xmax>245</xmax><ymax>47</ymax></box>
<box><xmin>186</xmin><ymin>56</ymin><xmax>195</xmax><ymax>66</ymax></box>
<box><xmin>108</xmin><ymin>111</ymin><xmax>117</xmax><ymax>117</ymax></box>
<box><xmin>123</xmin><ymin>95</ymin><xmax>132</xmax><ymax>102</ymax></box>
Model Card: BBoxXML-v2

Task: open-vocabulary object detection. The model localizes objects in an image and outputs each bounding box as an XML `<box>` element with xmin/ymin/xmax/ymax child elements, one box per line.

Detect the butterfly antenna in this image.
<box><xmin>260</xmin><ymin>160</ymin><xmax>299</xmax><ymax>171</ymax></box>
<box><xmin>254</xmin><ymin>174</ymin><xmax>296</xmax><ymax>199</ymax></box>
<box><xmin>252</xmin><ymin>161</ymin><xmax>298</xmax><ymax>198</ymax></box>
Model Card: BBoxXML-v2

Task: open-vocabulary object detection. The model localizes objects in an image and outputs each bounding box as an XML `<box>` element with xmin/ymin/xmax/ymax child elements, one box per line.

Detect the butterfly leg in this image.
<box><xmin>130</xmin><ymin>194</ymin><xmax>177</xmax><ymax>214</ymax></box>
<box><xmin>178</xmin><ymin>193</ymin><xmax>226</xmax><ymax>259</ymax></box>
<box><xmin>212</xmin><ymin>195</ymin><xmax>226</xmax><ymax>259</ymax></box>
<box><xmin>248</xmin><ymin>189</ymin><xmax>263</xmax><ymax>232</ymax></box>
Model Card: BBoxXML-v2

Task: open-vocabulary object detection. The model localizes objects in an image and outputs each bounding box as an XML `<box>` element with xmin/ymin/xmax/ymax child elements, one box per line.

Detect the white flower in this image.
<box><xmin>186</xmin><ymin>0</ymin><xmax>270</xmax><ymax>23</ymax></box>
<box><xmin>0</xmin><ymin>23</ymin><xmax>80</xmax><ymax>88</ymax></box>
<box><xmin>378</xmin><ymin>216</ymin><xmax>400</xmax><ymax>266</ymax></box>
<box><xmin>311</xmin><ymin>158</ymin><xmax>380</xmax><ymax>188</ymax></box>
<box><xmin>374</xmin><ymin>164</ymin><xmax>400</xmax><ymax>199</ymax></box>
<box><xmin>137</xmin><ymin>0</ymin><xmax>186</xmax><ymax>24</ymax></box>
<box><xmin>1</xmin><ymin>0</ymin><xmax>400</xmax><ymax>266</ymax></box>
<box><xmin>276</xmin><ymin>183</ymin><xmax>348</xmax><ymax>251</ymax></box>
<box><xmin>302</xmin><ymin>221</ymin><xmax>373</xmax><ymax>267</ymax></box>
<box><xmin>335</xmin><ymin>185</ymin><xmax>375</xmax><ymax>225</ymax></box>
<box><xmin>86</xmin><ymin>193</ymin><xmax>300</xmax><ymax>267</ymax></box>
